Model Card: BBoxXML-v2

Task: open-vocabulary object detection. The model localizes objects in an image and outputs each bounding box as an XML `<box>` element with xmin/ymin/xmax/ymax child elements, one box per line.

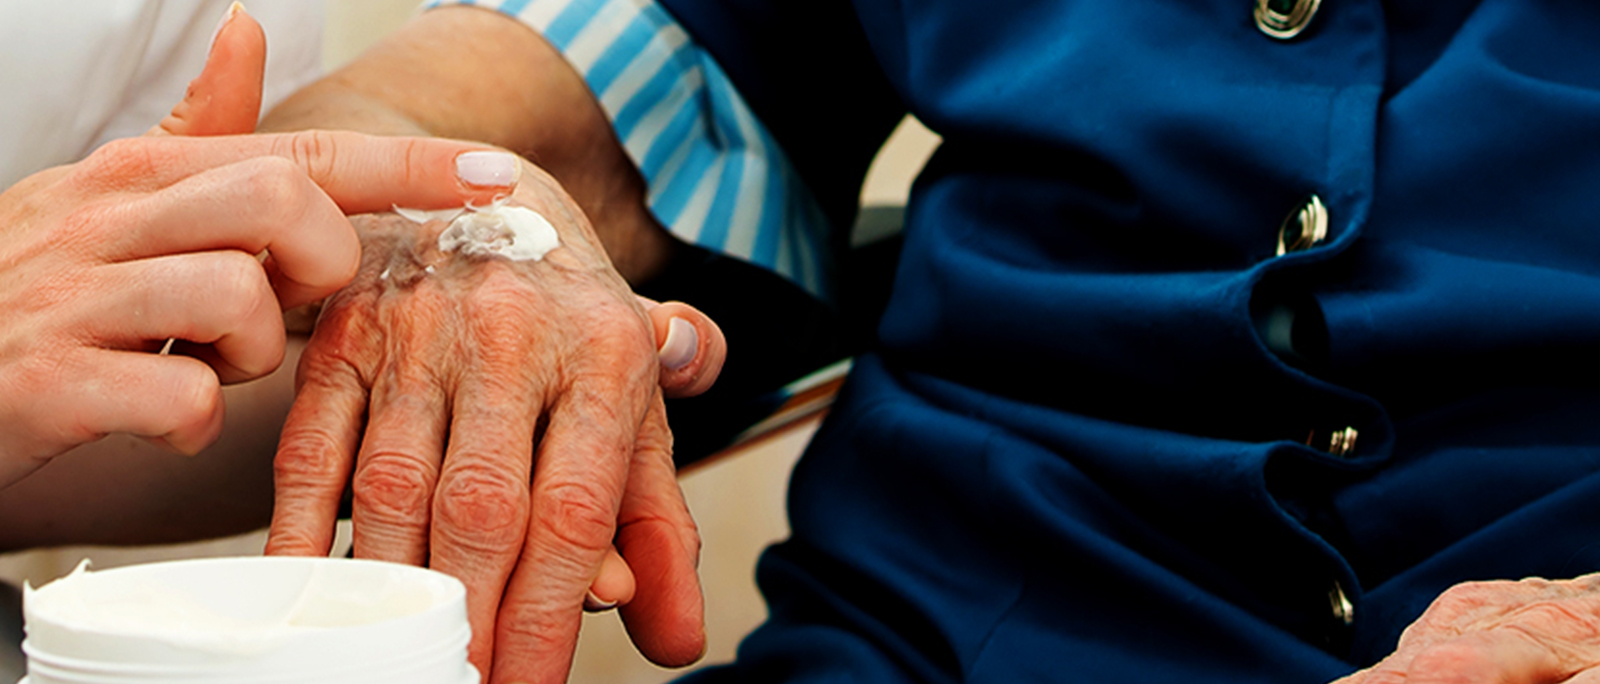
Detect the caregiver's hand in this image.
<box><xmin>0</xmin><ymin>6</ymin><xmax>524</xmax><ymax>491</ymax></box>
<box><xmin>266</xmin><ymin>160</ymin><xmax>709</xmax><ymax>683</ymax></box>
<box><xmin>0</xmin><ymin>131</ymin><xmax>518</xmax><ymax>489</ymax></box>
<box><xmin>1333</xmin><ymin>574</ymin><xmax>1600</xmax><ymax>684</ymax></box>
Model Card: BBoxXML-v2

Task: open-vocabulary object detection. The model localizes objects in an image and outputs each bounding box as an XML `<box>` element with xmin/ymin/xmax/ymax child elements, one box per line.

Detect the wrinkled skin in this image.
<box><xmin>1335</xmin><ymin>575</ymin><xmax>1600</xmax><ymax>684</ymax></box>
<box><xmin>3</xmin><ymin>8</ymin><xmax>712</xmax><ymax>681</ymax></box>
<box><xmin>266</xmin><ymin>161</ymin><xmax>705</xmax><ymax>683</ymax></box>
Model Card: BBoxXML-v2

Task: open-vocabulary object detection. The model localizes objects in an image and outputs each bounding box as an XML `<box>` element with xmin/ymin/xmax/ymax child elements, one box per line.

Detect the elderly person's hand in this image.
<box><xmin>1334</xmin><ymin>574</ymin><xmax>1600</xmax><ymax>683</ymax></box>
<box><xmin>0</xmin><ymin>8</ymin><xmax>517</xmax><ymax>490</ymax></box>
<box><xmin>251</xmin><ymin>6</ymin><xmax>729</xmax><ymax>679</ymax></box>
<box><xmin>264</xmin><ymin>158</ymin><xmax>719</xmax><ymax>683</ymax></box>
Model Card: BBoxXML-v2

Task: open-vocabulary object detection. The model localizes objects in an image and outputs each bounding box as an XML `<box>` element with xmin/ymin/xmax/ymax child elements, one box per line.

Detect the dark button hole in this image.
<box><xmin>1251</xmin><ymin>293</ymin><xmax>1329</xmax><ymax>369</ymax></box>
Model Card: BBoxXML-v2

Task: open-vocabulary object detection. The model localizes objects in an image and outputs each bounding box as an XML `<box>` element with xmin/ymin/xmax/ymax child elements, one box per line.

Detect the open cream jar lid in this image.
<box><xmin>22</xmin><ymin>557</ymin><xmax>477</xmax><ymax>684</ymax></box>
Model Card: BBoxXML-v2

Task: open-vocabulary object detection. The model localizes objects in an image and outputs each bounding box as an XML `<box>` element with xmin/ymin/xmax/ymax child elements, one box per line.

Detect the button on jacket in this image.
<box><xmin>650</xmin><ymin>1</ymin><xmax>1600</xmax><ymax>681</ymax></box>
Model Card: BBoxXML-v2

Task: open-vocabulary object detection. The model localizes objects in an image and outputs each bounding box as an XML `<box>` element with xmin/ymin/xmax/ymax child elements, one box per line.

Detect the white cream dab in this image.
<box><xmin>395</xmin><ymin>202</ymin><xmax>560</xmax><ymax>262</ymax></box>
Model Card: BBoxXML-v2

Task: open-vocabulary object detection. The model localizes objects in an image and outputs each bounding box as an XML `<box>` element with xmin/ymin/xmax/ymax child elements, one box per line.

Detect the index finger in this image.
<box><xmin>616</xmin><ymin>396</ymin><xmax>705</xmax><ymax>666</ymax></box>
<box><xmin>79</xmin><ymin>131</ymin><xmax>519</xmax><ymax>213</ymax></box>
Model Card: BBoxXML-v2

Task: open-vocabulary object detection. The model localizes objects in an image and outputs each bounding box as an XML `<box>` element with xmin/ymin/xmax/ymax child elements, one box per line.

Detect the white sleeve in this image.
<box><xmin>92</xmin><ymin>0</ymin><xmax>327</xmax><ymax>146</ymax></box>
<box><xmin>0</xmin><ymin>0</ymin><xmax>325</xmax><ymax>188</ymax></box>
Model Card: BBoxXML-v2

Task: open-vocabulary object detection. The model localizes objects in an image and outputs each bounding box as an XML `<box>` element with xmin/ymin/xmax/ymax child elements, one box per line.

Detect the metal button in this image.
<box><xmin>1305</xmin><ymin>426</ymin><xmax>1359</xmax><ymax>457</ymax></box>
<box><xmin>1255</xmin><ymin>0</ymin><xmax>1322</xmax><ymax>40</ymax></box>
<box><xmin>1326</xmin><ymin>426</ymin><xmax>1358</xmax><ymax>457</ymax></box>
<box><xmin>1275</xmin><ymin>194</ymin><xmax>1329</xmax><ymax>255</ymax></box>
<box><xmin>1329</xmin><ymin>580</ymin><xmax>1354</xmax><ymax>626</ymax></box>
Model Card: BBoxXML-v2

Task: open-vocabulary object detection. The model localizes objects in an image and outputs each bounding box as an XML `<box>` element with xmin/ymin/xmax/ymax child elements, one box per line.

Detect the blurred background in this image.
<box><xmin>0</xmin><ymin>1</ymin><xmax>936</xmax><ymax>681</ymax></box>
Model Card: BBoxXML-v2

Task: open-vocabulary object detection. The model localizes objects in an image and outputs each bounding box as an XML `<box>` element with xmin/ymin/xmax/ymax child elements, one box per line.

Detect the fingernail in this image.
<box><xmin>658</xmin><ymin>317</ymin><xmax>697</xmax><ymax>371</ymax></box>
<box><xmin>209</xmin><ymin>2</ymin><xmax>246</xmax><ymax>53</ymax></box>
<box><xmin>455</xmin><ymin>151</ymin><xmax>520</xmax><ymax>188</ymax></box>
<box><xmin>583</xmin><ymin>591</ymin><xmax>617</xmax><ymax>612</ymax></box>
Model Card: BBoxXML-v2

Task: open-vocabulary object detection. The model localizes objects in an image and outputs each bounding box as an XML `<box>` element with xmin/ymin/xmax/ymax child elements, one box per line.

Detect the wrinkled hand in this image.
<box><xmin>1334</xmin><ymin>574</ymin><xmax>1600</xmax><ymax>684</ymax></box>
<box><xmin>266</xmin><ymin>161</ymin><xmax>713</xmax><ymax>683</ymax></box>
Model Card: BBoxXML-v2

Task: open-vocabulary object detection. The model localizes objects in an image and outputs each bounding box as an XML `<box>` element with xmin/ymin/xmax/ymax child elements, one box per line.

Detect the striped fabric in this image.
<box><xmin>425</xmin><ymin>0</ymin><xmax>835</xmax><ymax>299</ymax></box>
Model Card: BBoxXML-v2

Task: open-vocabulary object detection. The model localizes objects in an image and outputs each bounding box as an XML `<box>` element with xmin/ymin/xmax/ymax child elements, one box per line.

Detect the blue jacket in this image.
<box><xmin>665</xmin><ymin>0</ymin><xmax>1600</xmax><ymax>680</ymax></box>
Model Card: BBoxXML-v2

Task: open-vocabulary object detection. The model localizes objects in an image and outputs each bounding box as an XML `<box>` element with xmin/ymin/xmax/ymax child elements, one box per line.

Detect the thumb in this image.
<box><xmin>639</xmin><ymin>297</ymin><xmax>726</xmax><ymax>398</ymax></box>
<box><xmin>150</xmin><ymin>2</ymin><xmax>265</xmax><ymax>137</ymax></box>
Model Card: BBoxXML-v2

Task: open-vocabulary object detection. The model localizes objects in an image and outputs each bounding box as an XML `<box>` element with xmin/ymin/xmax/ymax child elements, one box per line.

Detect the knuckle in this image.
<box><xmin>275</xmin><ymin>130</ymin><xmax>342</xmax><ymax>185</ymax></box>
<box><xmin>461</xmin><ymin>281</ymin><xmax>540</xmax><ymax>361</ymax></box>
<box><xmin>303</xmin><ymin>301</ymin><xmax>381</xmax><ymax>379</ymax></box>
<box><xmin>593</xmin><ymin>299</ymin><xmax>655</xmax><ymax>345</ymax></box>
<box><xmin>274</xmin><ymin>428</ymin><xmax>352</xmax><ymax>487</ymax></box>
<box><xmin>151</xmin><ymin>367</ymin><xmax>221</xmax><ymax>438</ymax></box>
<box><xmin>534</xmin><ymin>480</ymin><xmax>617</xmax><ymax>553</ymax></box>
<box><xmin>80</xmin><ymin>139</ymin><xmax>160</xmax><ymax>182</ymax></box>
<box><xmin>297</xmin><ymin>231</ymin><xmax>362</xmax><ymax>295</ymax></box>
<box><xmin>582</xmin><ymin>319</ymin><xmax>657</xmax><ymax>381</ymax></box>
<box><xmin>400</xmin><ymin>138</ymin><xmax>424</xmax><ymax>190</ymax></box>
<box><xmin>308</xmin><ymin>298</ymin><xmax>366</xmax><ymax>349</ymax></box>
<box><xmin>468</xmin><ymin>273</ymin><xmax>536</xmax><ymax>312</ymax></box>
<box><xmin>242</xmin><ymin>154</ymin><xmax>304</xmax><ymax>189</ymax></box>
<box><xmin>239</xmin><ymin>157</ymin><xmax>313</xmax><ymax>220</ymax></box>
<box><xmin>208</xmin><ymin>252</ymin><xmax>274</xmax><ymax>326</ymax></box>
<box><xmin>351</xmin><ymin>454</ymin><xmax>436</xmax><ymax>523</ymax></box>
<box><xmin>466</xmin><ymin>277</ymin><xmax>537</xmax><ymax>324</ymax></box>
<box><xmin>494</xmin><ymin>606</ymin><xmax>571</xmax><ymax>659</ymax></box>
<box><xmin>466</xmin><ymin>323</ymin><xmax>534</xmax><ymax>368</ymax></box>
<box><xmin>433</xmin><ymin>467</ymin><xmax>529</xmax><ymax>552</ymax></box>
<box><xmin>169</xmin><ymin>363</ymin><xmax>220</xmax><ymax>421</ymax></box>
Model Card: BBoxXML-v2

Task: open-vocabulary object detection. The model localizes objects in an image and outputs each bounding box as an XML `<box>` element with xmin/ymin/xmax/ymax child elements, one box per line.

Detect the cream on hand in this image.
<box><xmin>395</xmin><ymin>201</ymin><xmax>560</xmax><ymax>262</ymax></box>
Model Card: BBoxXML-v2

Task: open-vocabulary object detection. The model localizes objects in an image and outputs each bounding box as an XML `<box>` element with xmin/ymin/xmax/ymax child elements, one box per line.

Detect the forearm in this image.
<box><xmin>0</xmin><ymin>339</ymin><xmax>304</xmax><ymax>552</ymax></box>
<box><xmin>260</xmin><ymin>5</ymin><xmax>676</xmax><ymax>285</ymax></box>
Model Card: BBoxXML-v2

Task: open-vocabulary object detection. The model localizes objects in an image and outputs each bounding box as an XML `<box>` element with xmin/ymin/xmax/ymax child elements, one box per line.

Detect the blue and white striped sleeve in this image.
<box><xmin>424</xmin><ymin>0</ymin><xmax>836</xmax><ymax>301</ymax></box>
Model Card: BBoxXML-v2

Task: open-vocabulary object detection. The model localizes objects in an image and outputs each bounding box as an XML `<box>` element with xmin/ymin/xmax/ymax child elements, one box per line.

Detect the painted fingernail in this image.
<box><xmin>209</xmin><ymin>2</ymin><xmax>246</xmax><ymax>53</ymax></box>
<box><xmin>583</xmin><ymin>591</ymin><xmax>618</xmax><ymax>612</ymax></box>
<box><xmin>455</xmin><ymin>151</ymin><xmax>520</xmax><ymax>188</ymax></box>
<box><xmin>659</xmin><ymin>317</ymin><xmax>698</xmax><ymax>371</ymax></box>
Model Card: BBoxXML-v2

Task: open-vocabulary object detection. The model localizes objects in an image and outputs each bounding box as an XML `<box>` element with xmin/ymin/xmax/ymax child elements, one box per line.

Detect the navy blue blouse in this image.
<box><xmin>661</xmin><ymin>1</ymin><xmax>1600</xmax><ymax>680</ymax></box>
